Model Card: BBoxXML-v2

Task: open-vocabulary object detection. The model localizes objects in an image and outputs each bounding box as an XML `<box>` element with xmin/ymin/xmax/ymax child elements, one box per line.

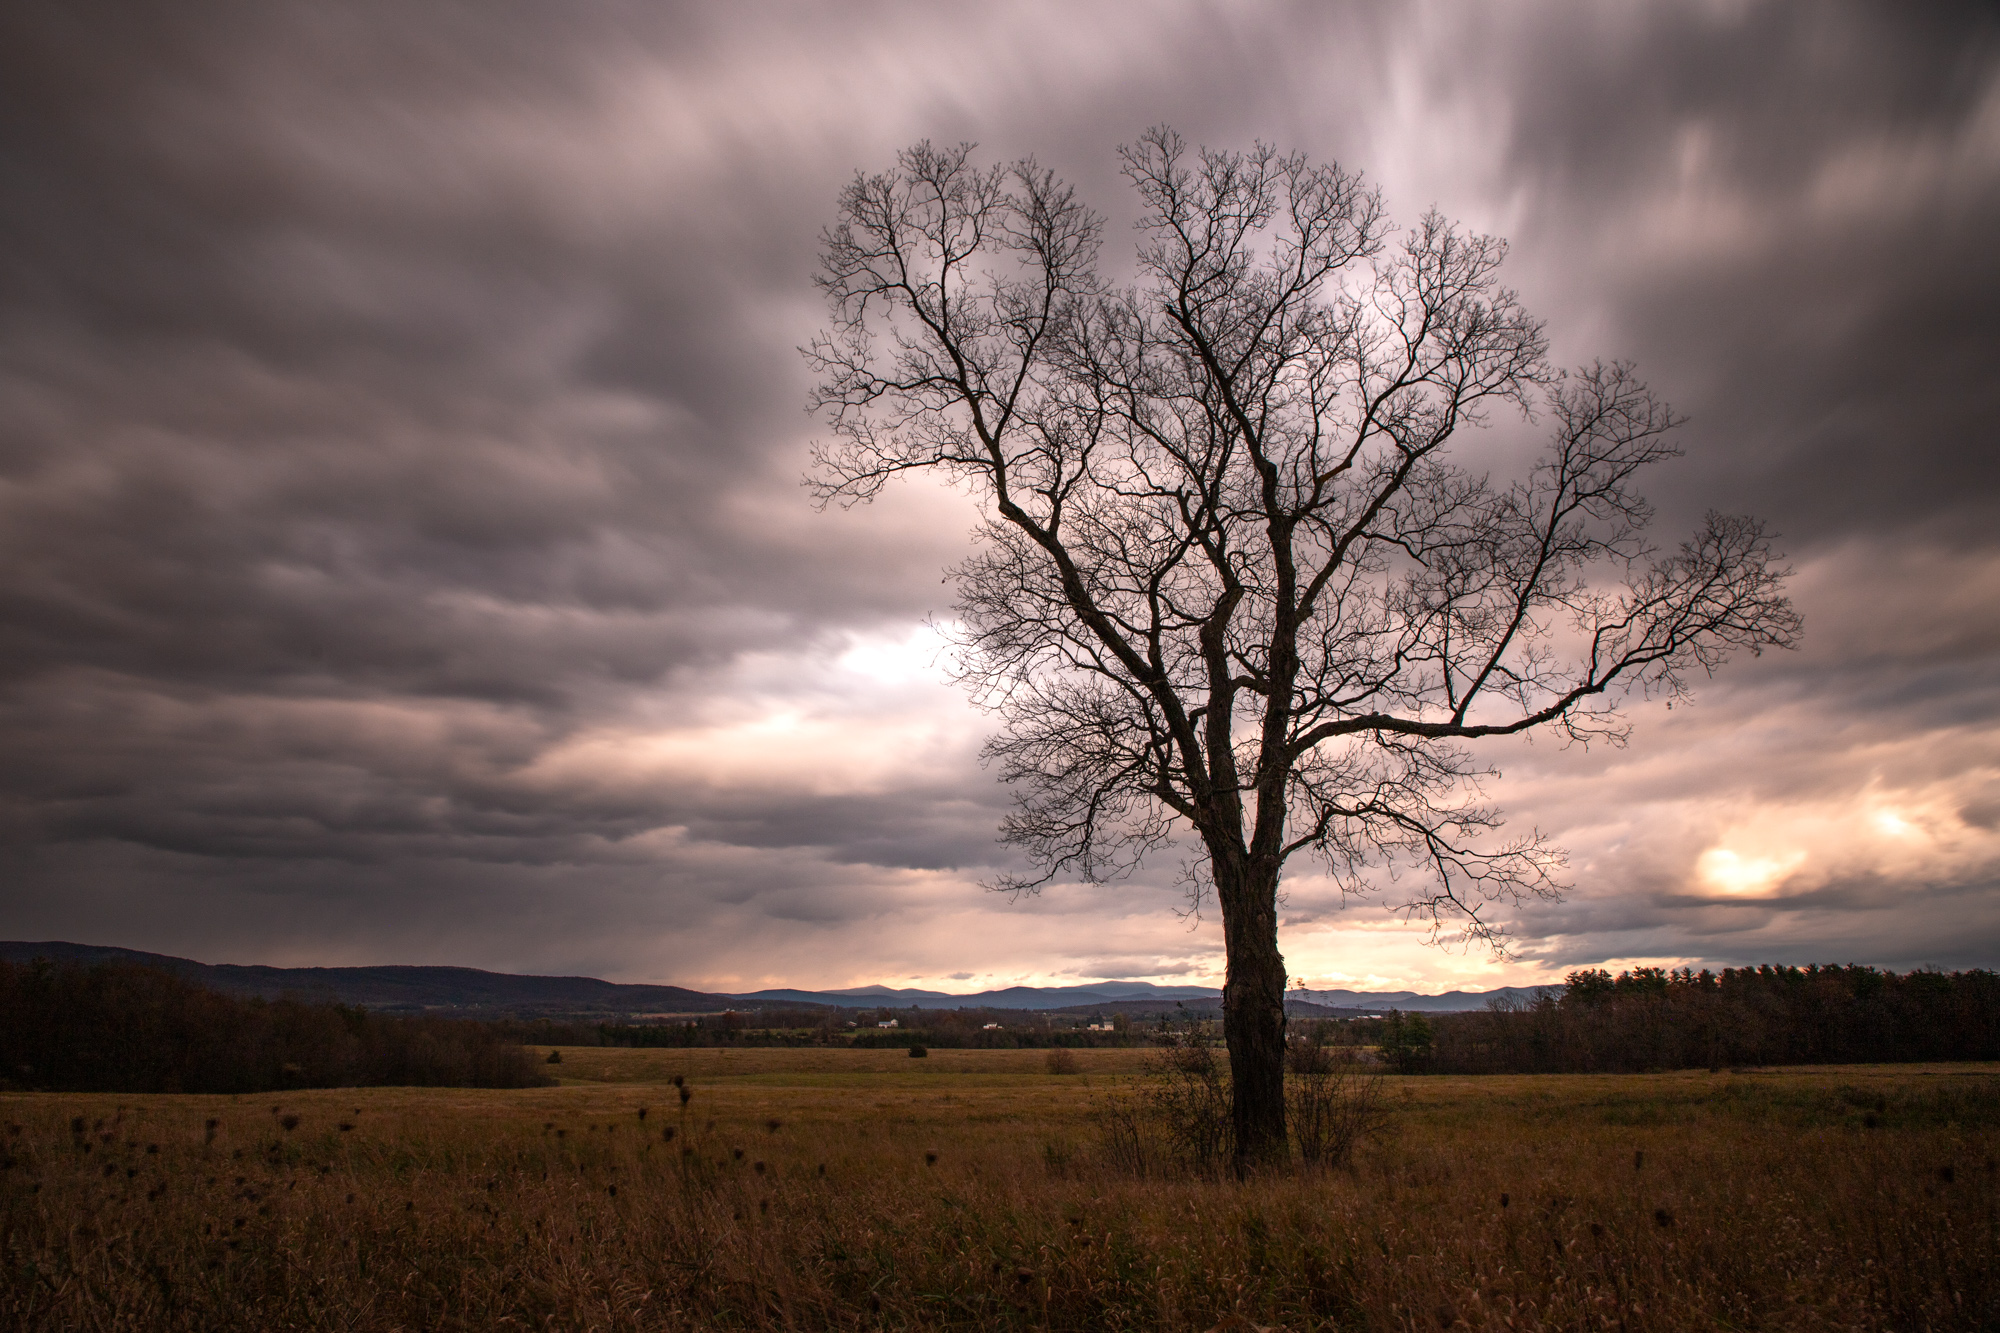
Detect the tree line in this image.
<box><xmin>15</xmin><ymin>956</ymin><xmax>1989</xmax><ymax>1090</ymax></box>
<box><xmin>1364</xmin><ymin>965</ymin><xmax>2000</xmax><ymax>1074</ymax></box>
<box><xmin>0</xmin><ymin>959</ymin><xmax>551</xmax><ymax>1093</ymax></box>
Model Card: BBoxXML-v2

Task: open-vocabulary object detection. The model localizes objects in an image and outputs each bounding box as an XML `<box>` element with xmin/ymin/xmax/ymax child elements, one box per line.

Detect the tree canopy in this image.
<box><xmin>808</xmin><ymin>129</ymin><xmax>1800</xmax><ymax>1166</ymax></box>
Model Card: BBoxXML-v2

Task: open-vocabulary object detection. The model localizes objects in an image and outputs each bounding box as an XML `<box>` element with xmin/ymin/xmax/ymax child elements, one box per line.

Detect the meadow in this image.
<box><xmin>2</xmin><ymin>1046</ymin><xmax>1994</xmax><ymax>1330</ymax></box>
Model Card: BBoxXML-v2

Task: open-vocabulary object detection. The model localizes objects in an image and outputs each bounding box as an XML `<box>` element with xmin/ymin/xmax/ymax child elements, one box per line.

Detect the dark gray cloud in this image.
<box><xmin>1</xmin><ymin>0</ymin><xmax>1995</xmax><ymax>987</ymax></box>
<box><xmin>1473</xmin><ymin>2</ymin><xmax>2000</xmax><ymax>542</ymax></box>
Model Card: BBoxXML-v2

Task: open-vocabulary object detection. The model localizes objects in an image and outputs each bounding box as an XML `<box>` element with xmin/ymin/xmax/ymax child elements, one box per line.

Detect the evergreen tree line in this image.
<box><xmin>1396</xmin><ymin>965</ymin><xmax>2000</xmax><ymax>1074</ymax></box>
<box><xmin>0</xmin><ymin>960</ymin><xmax>552</xmax><ymax>1093</ymax></box>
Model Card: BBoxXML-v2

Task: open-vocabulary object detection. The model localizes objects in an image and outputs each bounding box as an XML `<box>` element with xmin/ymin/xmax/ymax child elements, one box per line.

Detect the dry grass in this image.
<box><xmin>2</xmin><ymin>1049</ymin><xmax>1994</xmax><ymax>1330</ymax></box>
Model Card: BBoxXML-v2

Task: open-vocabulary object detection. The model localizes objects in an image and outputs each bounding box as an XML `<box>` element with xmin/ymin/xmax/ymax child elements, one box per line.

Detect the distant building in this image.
<box><xmin>981</xmin><ymin>1022</ymin><xmax>1001</xmax><ymax>1030</ymax></box>
<box><xmin>878</xmin><ymin>1019</ymin><xmax>898</xmax><ymax>1028</ymax></box>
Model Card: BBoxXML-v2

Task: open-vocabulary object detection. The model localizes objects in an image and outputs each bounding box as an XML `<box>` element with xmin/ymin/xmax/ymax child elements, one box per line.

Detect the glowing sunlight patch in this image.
<box><xmin>833</xmin><ymin>624</ymin><xmax>955</xmax><ymax>686</ymax></box>
<box><xmin>1871</xmin><ymin>809</ymin><xmax>1918</xmax><ymax>838</ymax></box>
<box><xmin>1696</xmin><ymin>847</ymin><xmax>1806</xmax><ymax>896</ymax></box>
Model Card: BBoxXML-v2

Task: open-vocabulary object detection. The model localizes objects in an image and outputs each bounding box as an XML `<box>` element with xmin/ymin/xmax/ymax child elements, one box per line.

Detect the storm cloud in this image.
<box><xmin>1</xmin><ymin>0</ymin><xmax>1995</xmax><ymax>990</ymax></box>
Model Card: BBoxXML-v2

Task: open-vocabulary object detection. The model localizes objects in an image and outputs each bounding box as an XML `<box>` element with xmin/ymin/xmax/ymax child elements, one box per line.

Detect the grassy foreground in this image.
<box><xmin>2</xmin><ymin>1048</ymin><xmax>1995</xmax><ymax>1331</ymax></box>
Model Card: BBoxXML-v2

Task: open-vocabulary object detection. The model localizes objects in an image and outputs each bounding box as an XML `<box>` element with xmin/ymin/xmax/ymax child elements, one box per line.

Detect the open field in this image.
<box><xmin>3</xmin><ymin>1048</ymin><xmax>1996</xmax><ymax>1330</ymax></box>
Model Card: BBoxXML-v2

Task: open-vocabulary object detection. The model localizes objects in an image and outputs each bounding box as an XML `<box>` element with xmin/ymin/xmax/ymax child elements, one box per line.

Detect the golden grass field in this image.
<box><xmin>3</xmin><ymin>1047</ymin><xmax>1995</xmax><ymax>1330</ymax></box>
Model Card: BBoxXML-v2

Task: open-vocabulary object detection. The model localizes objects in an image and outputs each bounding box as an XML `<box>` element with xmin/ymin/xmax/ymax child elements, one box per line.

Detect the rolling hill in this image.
<box><xmin>1</xmin><ymin>941</ymin><xmax>1547</xmax><ymax>1017</ymax></box>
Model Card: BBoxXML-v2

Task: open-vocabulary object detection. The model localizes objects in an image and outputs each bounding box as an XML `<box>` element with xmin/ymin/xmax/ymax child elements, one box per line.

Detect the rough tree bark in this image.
<box><xmin>806</xmin><ymin>130</ymin><xmax>1799</xmax><ymax>1170</ymax></box>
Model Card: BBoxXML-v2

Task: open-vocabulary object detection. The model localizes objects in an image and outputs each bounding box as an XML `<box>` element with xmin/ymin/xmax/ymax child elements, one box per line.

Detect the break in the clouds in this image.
<box><xmin>1</xmin><ymin>1</ymin><xmax>1996</xmax><ymax>991</ymax></box>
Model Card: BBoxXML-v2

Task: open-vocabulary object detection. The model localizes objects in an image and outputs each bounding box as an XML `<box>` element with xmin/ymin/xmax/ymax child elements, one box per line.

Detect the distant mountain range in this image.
<box><xmin>0</xmin><ymin>941</ymin><xmax>1550</xmax><ymax>1016</ymax></box>
<box><xmin>740</xmin><ymin>982</ymin><xmax>1550</xmax><ymax>1013</ymax></box>
<box><xmin>0</xmin><ymin>941</ymin><xmax>730</xmax><ymax>1016</ymax></box>
<box><xmin>738</xmin><ymin>982</ymin><xmax>1223</xmax><ymax>1009</ymax></box>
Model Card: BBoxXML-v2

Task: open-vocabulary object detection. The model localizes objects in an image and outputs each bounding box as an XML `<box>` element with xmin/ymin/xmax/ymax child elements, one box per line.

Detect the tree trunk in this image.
<box><xmin>1218</xmin><ymin>859</ymin><xmax>1288</xmax><ymax>1173</ymax></box>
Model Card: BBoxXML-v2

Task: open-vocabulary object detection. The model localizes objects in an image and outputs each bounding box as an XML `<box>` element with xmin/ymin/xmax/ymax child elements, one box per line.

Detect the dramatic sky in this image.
<box><xmin>3</xmin><ymin>1</ymin><xmax>1996</xmax><ymax>993</ymax></box>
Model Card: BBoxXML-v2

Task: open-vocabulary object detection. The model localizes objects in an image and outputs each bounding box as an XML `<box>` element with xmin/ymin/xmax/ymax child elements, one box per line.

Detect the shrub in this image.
<box><xmin>1044</xmin><ymin>1048</ymin><xmax>1081</xmax><ymax>1075</ymax></box>
<box><xmin>1095</xmin><ymin>1027</ymin><xmax>1233</xmax><ymax>1176</ymax></box>
<box><xmin>1287</xmin><ymin>1032</ymin><xmax>1387</xmax><ymax>1167</ymax></box>
<box><xmin>1098</xmin><ymin>1026</ymin><xmax>1392</xmax><ymax>1176</ymax></box>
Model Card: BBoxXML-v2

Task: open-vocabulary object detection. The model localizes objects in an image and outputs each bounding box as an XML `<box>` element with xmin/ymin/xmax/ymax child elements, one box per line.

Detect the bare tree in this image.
<box><xmin>806</xmin><ymin>130</ymin><xmax>1799</xmax><ymax>1169</ymax></box>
